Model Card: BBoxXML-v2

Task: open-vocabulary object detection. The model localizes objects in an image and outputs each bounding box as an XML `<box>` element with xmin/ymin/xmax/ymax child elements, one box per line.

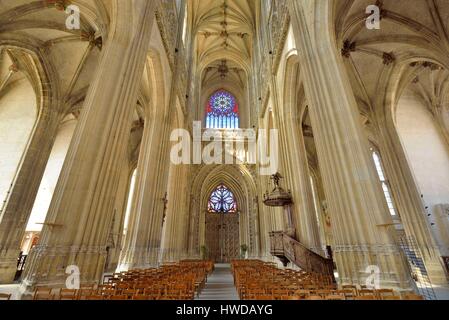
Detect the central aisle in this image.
<box><xmin>196</xmin><ymin>264</ymin><xmax>239</xmax><ymax>300</ymax></box>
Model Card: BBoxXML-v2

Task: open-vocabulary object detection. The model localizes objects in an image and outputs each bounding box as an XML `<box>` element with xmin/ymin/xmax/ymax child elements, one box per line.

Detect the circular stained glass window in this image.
<box><xmin>209</xmin><ymin>90</ymin><xmax>237</xmax><ymax>116</ymax></box>
<box><xmin>208</xmin><ymin>185</ymin><xmax>237</xmax><ymax>213</ymax></box>
<box><xmin>206</xmin><ymin>90</ymin><xmax>240</xmax><ymax>129</ymax></box>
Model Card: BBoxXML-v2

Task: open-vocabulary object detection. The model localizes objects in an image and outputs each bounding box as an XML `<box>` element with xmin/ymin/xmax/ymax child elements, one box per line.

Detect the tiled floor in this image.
<box><xmin>196</xmin><ymin>264</ymin><xmax>239</xmax><ymax>300</ymax></box>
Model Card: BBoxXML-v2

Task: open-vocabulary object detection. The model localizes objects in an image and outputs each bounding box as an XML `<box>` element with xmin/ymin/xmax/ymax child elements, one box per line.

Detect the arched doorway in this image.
<box><xmin>205</xmin><ymin>184</ymin><xmax>240</xmax><ymax>263</ymax></box>
<box><xmin>188</xmin><ymin>164</ymin><xmax>258</xmax><ymax>262</ymax></box>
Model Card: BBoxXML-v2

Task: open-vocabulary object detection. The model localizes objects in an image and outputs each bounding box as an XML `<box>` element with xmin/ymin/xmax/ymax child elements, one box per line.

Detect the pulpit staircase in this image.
<box><xmin>269</xmin><ymin>231</ymin><xmax>335</xmax><ymax>280</ymax></box>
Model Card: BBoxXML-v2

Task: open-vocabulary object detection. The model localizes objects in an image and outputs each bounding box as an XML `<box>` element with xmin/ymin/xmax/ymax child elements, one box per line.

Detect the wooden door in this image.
<box><xmin>205</xmin><ymin>213</ymin><xmax>240</xmax><ymax>263</ymax></box>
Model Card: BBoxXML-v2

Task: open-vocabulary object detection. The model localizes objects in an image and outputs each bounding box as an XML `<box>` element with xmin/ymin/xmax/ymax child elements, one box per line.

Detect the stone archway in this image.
<box><xmin>188</xmin><ymin>164</ymin><xmax>258</xmax><ymax>260</ymax></box>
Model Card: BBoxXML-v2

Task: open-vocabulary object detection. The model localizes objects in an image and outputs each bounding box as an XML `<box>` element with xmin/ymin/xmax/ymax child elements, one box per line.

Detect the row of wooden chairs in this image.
<box><xmin>231</xmin><ymin>260</ymin><xmax>424</xmax><ymax>301</ymax></box>
<box><xmin>33</xmin><ymin>287</ymin><xmax>194</xmax><ymax>300</ymax></box>
<box><xmin>232</xmin><ymin>260</ymin><xmax>336</xmax><ymax>299</ymax></box>
<box><xmin>108</xmin><ymin>261</ymin><xmax>213</xmax><ymax>293</ymax></box>
<box><xmin>245</xmin><ymin>290</ymin><xmax>424</xmax><ymax>300</ymax></box>
<box><xmin>32</xmin><ymin>260</ymin><xmax>214</xmax><ymax>300</ymax></box>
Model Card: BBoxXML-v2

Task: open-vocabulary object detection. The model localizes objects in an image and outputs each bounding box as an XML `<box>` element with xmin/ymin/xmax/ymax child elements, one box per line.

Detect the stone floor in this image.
<box><xmin>433</xmin><ymin>285</ymin><xmax>449</xmax><ymax>300</ymax></box>
<box><xmin>0</xmin><ymin>284</ymin><xmax>21</xmax><ymax>300</ymax></box>
<box><xmin>196</xmin><ymin>264</ymin><xmax>239</xmax><ymax>300</ymax></box>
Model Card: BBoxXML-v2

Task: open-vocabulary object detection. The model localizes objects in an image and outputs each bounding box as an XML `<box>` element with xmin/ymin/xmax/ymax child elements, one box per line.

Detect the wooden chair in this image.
<box><xmin>115</xmin><ymin>283</ymin><xmax>129</xmax><ymax>293</ymax></box>
<box><xmin>336</xmin><ymin>289</ymin><xmax>356</xmax><ymax>300</ymax></box>
<box><xmin>132</xmin><ymin>294</ymin><xmax>151</xmax><ymax>300</ymax></box>
<box><xmin>382</xmin><ymin>295</ymin><xmax>401</xmax><ymax>300</ymax></box>
<box><xmin>34</xmin><ymin>293</ymin><xmax>54</xmax><ymax>300</ymax></box>
<box><xmin>325</xmin><ymin>295</ymin><xmax>345</xmax><ymax>300</ymax></box>
<box><xmin>80</xmin><ymin>284</ymin><xmax>95</xmax><ymax>290</ymax></box>
<box><xmin>122</xmin><ymin>289</ymin><xmax>137</xmax><ymax>299</ymax></box>
<box><xmin>97</xmin><ymin>284</ymin><xmax>113</xmax><ymax>291</ymax></box>
<box><xmin>109</xmin><ymin>295</ymin><xmax>128</xmax><ymax>300</ymax></box>
<box><xmin>376</xmin><ymin>288</ymin><xmax>395</xmax><ymax>299</ymax></box>
<box><xmin>33</xmin><ymin>287</ymin><xmax>54</xmax><ymax>300</ymax></box>
<box><xmin>358</xmin><ymin>289</ymin><xmax>376</xmax><ymax>296</ymax></box>
<box><xmin>59</xmin><ymin>289</ymin><xmax>77</xmax><ymax>300</ymax></box>
<box><xmin>316</xmin><ymin>289</ymin><xmax>334</xmax><ymax>297</ymax></box>
<box><xmin>355</xmin><ymin>295</ymin><xmax>377</xmax><ymax>300</ymax></box>
<box><xmin>134</xmin><ymin>284</ymin><xmax>147</xmax><ymax>294</ymax></box>
<box><xmin>403</xmin><ymin>294</ymin><xmax>424</xmax><ymax>300</ymax></box>
<box><xmin>342</xmin><ymin>284</ymin><xmax>357</xmax><ymax>290</ymax></box>
<box><xmin>342</xmin><ymin>285</ymin><xmax>358</xmax><ymax>295</ymax></box>
<box><xmin>179</xmin><ymin>293</ymin><xmax>194</xmax><ymax>300</ymax></box>
<box><xmin>307</xmin><ymin>295</ymin><xmax>323</xmax><ymax>300</ymax></box>
<box><xmin>324</xmin><ymin>284</ymin><xmax>338</xmax><ymax>290</ymax></box>
<box><xmin>304</xmin><ymin>284</ymin><xmax>317</xmax><ymax>292</ymax></box>
<box><xmin>78</xmin><ymin>289</ymin><xmax>94</xmax><ymax>300</ymax></box>
<box><xmin>85</xmin><ymin>295</ymin><xmax>104</xmax><ymax>300</ymax></box>
<box><xmin>108</xmin><ymin>294</ymin><xmax>128</xmax><ymax>300</ymax></box>
<box><xmin>100</xmin><ymin>288</ymin><xmax>116</xmax><ymax>297</ymax></box>
<box><xmin>293</xmin><ymin>290</ymin><xmax>310</xmax><ymax>298</ymax></box>
<box><xmin>0</xmin><ymin>293</ymin><xmax>12</xmax><ymax>300</ymax></box>
<box><xmin>286</xmin><ymin>285</ymin><xmax>299</xmax><ymax>294</ymax></box>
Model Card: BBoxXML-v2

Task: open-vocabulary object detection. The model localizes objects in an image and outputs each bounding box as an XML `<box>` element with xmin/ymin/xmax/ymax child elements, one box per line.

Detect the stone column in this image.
<box><xmin>162</xmin><ymin>163</ymin><xmax>187</xmax><ymax>262</ymax></box>
<box><xmin>103</xmin><ymin>157</ymin><xmax>134</xmax><ymax>273</ymax></box>
<box><xmin>258</xmin><ymin>174</ymin><xmax>281</xmax><ymax>261</ymax></box>
<box><xmin>160</xmin><ymin>163</ymin><xmax>175</xmax><ymax>262</ymax></box>
<box><xmin>287</xmin><ymin>0</ymin><xmax>413</xmax><ymax>289</ymax></box>
<box><xmin>293</xmin><ymin>126</ymin><xmax>323</xmax><ymax>254</ymax></box>
<box><xmin>119</xmin><ymin>113</ymin><xmax>173</xmax><ymax>269</ymax></box>
<box><xmin>0</xmin><ymin>108</ymin><xmax>60</xmax><ymax>284</ymax></box>
<box><xmin>278</xmin><ymin>100</ymin><xmax>323</xmax><ymax>254</ymax></box>
<box><xmin>377</xmin><ymin>121</ymin><xmax>448</xmax><ymax>284</ymax></box>
<box><xmin>21</xmin><ymin>0</ymin><xmax>156</xmax><ymax>289</ymax></box>
<box><xmin>119</xmin><ymin>0</ymin><xmax>186</xmax><ymax>269</ymax></box>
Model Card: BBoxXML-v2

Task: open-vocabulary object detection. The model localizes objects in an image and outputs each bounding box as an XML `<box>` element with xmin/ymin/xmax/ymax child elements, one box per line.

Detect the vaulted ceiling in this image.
<box><xmin>334</xmin><ymin>0</ymin><xmax>449</xmax><ymax>122</ymax></box>
<box><xmin>190</xmin><ymin>0</ymin><xmax>256</xmax><ymax>92</ymax></box>
<box><xmin>0</xmin><ymin>0</ymin><xmax>110</xmax><ymax>115</ymax></box>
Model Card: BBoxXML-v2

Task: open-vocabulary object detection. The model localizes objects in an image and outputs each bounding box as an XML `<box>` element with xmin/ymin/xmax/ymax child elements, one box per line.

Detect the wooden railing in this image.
<box><xmin>269</xmin><ymin>231</ymin><xmax>335</xmax><ymax>278</ymax></box>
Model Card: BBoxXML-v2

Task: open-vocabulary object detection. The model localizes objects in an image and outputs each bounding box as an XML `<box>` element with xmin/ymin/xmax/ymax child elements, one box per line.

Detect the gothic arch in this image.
<box><xmin>188</xmin><ymin>164</ymin><xmax>258</xmax><ymax>258</ymax></box>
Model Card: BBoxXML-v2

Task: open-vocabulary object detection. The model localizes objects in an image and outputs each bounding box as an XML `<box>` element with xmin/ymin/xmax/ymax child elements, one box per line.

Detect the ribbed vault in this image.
<box><xmin>334</xmin><ymin>0</ymin><xmax>449</xmax><ymax>124</ymax></box>
<box><xmin>190</xmin><ymin>0</ymin><xmax>257</xmax><ymax>128</ymax></box>
<box><xmin>0</xmin><ymin>0</ymin><xmax>109</xmax><ymax>118</ymax></box>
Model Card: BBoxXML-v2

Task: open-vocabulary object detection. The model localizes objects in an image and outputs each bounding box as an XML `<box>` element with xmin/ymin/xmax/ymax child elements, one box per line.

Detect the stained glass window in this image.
<box><xmin>208</xmin><ymin>185</ymin><xmax>237</xmax><ymax>213</ymax></box>
<box><xmin>206</xmin><ymin>90</ymin><xmax>239</xmax><ymax>129</ymax></box>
